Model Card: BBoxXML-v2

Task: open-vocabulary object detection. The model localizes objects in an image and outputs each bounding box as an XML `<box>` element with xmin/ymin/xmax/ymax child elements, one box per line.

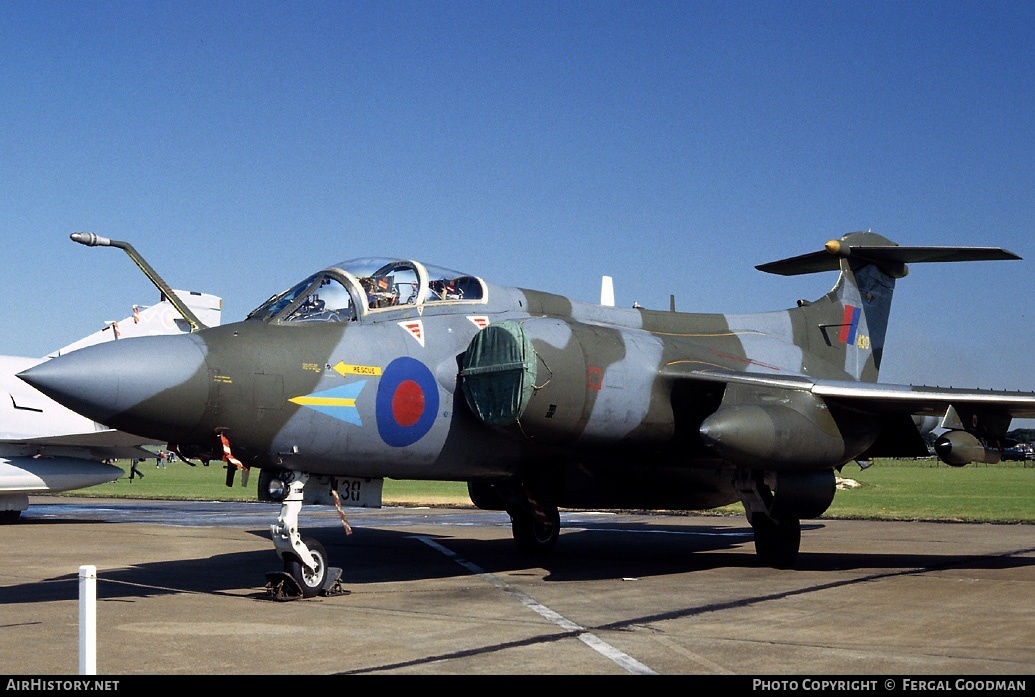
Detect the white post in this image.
<box><xmin>78</xmin><ymin>565</ymin><xmax>96</xmax><ymax>675</ymax></box>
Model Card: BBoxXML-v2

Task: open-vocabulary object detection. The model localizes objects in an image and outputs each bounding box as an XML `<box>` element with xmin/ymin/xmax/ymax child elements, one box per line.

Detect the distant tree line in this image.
<box><xmin>1009</xmin><ymin>428</ymin><xmax>1035</xmax><ymax>443</ymax></box>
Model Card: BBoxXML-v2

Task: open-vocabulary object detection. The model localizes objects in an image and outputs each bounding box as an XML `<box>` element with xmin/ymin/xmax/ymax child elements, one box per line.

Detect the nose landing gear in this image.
<box><xmin>263</xmin><ymin>471</ymin><xmax>347</xmax><ymax>600</ymax></box>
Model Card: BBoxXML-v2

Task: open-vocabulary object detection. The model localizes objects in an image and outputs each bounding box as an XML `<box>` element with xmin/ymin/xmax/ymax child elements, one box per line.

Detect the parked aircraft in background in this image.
<box><xmin>0</xmin><ymin>284</ymin><xmax>221</xmax><ymax>521</ymax></box>
<box><xmin>20</xmin><ymin>231</ymin><xmax>1035</xmax><ymax>597</ymax></box>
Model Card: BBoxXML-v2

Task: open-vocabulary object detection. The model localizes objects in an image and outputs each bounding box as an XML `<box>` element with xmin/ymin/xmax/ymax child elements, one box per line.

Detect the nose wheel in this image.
<box><xmin>276</xmin><ymin>537</ymin><xmax>335</xmax><ymax>598</ymax></box>
<box><xmin>264</xmin><ymin>471</ymin><xmax>346</xmax><ymax>600</ymax></box>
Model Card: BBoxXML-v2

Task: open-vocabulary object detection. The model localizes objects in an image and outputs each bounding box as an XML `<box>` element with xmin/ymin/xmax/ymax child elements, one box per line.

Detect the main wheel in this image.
<box><xmin>284</xmin><ymin>538</ymin><xmax>329</xmax><ymax>598</ymax></box>
<box><xmin>752</xmin><ymin>515</ymin><xmax>801</xmax><ymax>569</ymax></box>
<box><xmin>510</xmin><ymin>504</ymin><xmax>560</xmax><ymax>555</ymax></box>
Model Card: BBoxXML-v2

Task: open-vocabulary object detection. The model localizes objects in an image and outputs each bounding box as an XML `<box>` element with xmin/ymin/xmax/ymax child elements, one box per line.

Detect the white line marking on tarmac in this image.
<box><xmin>566</xmin><ymin>526</ymin><xmax>750</xmax><ymax>538</ymax></box>
<box><xmin>414</xmin><ymin>535</ymin><xmax>657</xmax><ymax>675</ymax></box>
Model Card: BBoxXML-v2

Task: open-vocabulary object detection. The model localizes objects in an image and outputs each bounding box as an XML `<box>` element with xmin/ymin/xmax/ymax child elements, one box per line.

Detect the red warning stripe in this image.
<box><xmin>219</xmin><ymin>433</ymin><xmax>247</xmax><ymax>471</ymax></box>
<box><xmin>330</xmin><ymin>489</ymin><xmax>354</xmax><ymax>535</ymax></box>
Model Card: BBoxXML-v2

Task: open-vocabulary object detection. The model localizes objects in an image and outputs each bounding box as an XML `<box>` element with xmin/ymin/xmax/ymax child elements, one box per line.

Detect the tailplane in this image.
<box><xmin>758</xmin><ymin>232</ymin><xmax>1020</xmax><ymax>382</ymax></box>
<box><xmin>756</xmin><ymin>234</ymin><xmax>1019</xmax><ymax>277</ymax></box>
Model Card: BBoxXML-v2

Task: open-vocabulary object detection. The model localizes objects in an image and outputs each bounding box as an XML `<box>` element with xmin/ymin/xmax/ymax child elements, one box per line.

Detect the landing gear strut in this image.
<box><xmin>735</xmin><ymin>468</ymin><xmax>801</xmax><ymax>569</ymax></box>
<box><xmin>508</xmin><ymin>486</ymin><xmax>560</xmax><ymax>555</ymax></box>
<box><xmin>469</xmin><ymin>479</ymin><xmax>561</xmax><ymax>554</ymax></box>
<box><xmin>264</xmin><ymin>471</ymin><xmax>345</xmax><ymax>600</ymax></box>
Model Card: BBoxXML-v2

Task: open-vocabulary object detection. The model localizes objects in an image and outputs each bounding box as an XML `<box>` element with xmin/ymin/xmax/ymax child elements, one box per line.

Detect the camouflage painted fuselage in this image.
<box><xmin>21</xmin><ymin>233</ymin><xmax>1035</xmax><ymax>518</ymax></box>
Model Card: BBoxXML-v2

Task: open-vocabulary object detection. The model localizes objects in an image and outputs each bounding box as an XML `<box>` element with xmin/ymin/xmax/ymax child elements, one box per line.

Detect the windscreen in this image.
<box><xmin>247</xmin><ymin>273</ymin><xmax>357</xmax><ymax>323</ymax></box>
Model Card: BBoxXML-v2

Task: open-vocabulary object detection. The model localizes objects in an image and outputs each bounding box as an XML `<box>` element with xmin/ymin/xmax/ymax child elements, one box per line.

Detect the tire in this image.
<box><xmin>752</xmin><ymin>516</ymin><xmax>801</xmax><ymax>569</ymax></box>
<box><xmin>510</xmin><ymin>505</ymin><xmax>560</xmax><ymax>555</ymax></box>
<box><xmin>0</xmin><ymin>510</ymin><xmax>21</xmax><ymax>524</ymax></box>
<box><xmin>284</xmin><ymin>538</ymin><xmax>328</xmax><ymax>598</ymax></box>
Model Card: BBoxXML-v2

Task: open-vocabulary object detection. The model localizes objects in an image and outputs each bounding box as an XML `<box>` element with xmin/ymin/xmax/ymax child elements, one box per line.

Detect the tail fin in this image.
<box><xmin>48</xmin><ymin>290</ymin><xmax>222</xmax><ymax>358</ymax></box>
<box><xmin>758</xmin><ymin>231</ymin><xmax>1020</xmax><ymax>382</ymax></box>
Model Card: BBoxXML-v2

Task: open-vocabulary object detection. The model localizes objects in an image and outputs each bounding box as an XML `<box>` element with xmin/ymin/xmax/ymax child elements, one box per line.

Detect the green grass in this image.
<box><xmin>75</xmin><ymin>458</ymin><xmax>472</xmax><ymax>506</ymax></box>
<box><xmin>60</xmin><ymin>457</ymin><xmax>1035</xmax><ymax>523</ymax></box>
<box><xmin>826</xmin><ymin>458</ymin><xmax>1035</xmax><ymax>523</ymax></box>
<box><xmin>710</xmin><ymin>458</ymin><xmax>1035</xmax><ymax>523</ymax></box>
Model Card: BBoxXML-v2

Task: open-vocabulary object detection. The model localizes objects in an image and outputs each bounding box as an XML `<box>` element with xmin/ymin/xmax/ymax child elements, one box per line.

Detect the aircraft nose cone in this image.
<box><xmin>18</xmin><ymin>334</ymin><xmax>210</xmax><ymax>441</ymax></box>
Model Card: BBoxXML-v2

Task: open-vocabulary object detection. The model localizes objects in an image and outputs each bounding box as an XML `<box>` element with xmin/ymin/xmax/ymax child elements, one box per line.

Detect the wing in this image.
<box><xmin>680</xmin><ymin>368</ymin><xmax>1035</xmax><ymax>418</ymax></box>
<box><xmin>1</xmin><ymin>429</ymin><xmax>157</xmax><ymax>460</ymax></box>
<box><xmin>664</xmin><ymin>365</ymin><xmax>1035</xmax><ymax>462</ymax></box>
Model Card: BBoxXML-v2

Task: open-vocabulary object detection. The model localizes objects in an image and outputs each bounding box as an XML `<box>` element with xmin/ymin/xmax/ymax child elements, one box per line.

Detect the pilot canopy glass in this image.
<box><xmin>247</xmin><ymin>258</ymin><xmax>485</xmax><ymax>323</ymax></box>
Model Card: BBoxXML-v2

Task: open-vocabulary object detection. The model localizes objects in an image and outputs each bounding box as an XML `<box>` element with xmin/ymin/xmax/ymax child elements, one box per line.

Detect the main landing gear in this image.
<box><xmin>734</xmin><ymin>467</ymin><xmax>836</xmax><ymax>569</ymax></box>
<box><xmin>735</xmin><ymin>468</ymin><xmax>802</xmax><ymax>569</ymax></box>
<box><xmin>263</xmin><ymin>471</ymin><xmax>346</xmax><ymax>600</ymax></box>
<box><xmin>468</xmin><ymin>479</ymin><xmax>561</xmax><ymax>555</ymax></box>
<box><xmin>509</xmin><ymin>493</ymin><xmax>560</xmax><ymax>555</ymax></box>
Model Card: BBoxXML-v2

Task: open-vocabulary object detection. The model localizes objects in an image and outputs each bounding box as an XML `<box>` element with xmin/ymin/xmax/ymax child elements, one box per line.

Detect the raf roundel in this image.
<box><xmin>376</xmin><ymin>357</ymin><xmax>440</xmax><ymax>447</ymax></box>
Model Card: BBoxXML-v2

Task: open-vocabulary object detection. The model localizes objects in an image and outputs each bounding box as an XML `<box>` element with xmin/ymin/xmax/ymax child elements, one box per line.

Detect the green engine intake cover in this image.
<box><xmin>460</xmin><ymin>320</ymin><xmax>537</xmax><ymax>426</ymax></box>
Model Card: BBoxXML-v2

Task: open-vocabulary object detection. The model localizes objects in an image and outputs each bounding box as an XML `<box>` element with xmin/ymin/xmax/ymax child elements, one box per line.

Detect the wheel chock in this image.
<box><xmin>264</xmin><ymin>571</ymin><xmax>302</xmax><ymax>601</ymax></box>
<box><xmin>322</xmin><ymin>567</ymin><xmax>349</xmax><ymax>597</ymax></box>
<box><xmin>263</xmin><ymin>567</ymin><xmax>349</xmax><ymax>600</ymax></box>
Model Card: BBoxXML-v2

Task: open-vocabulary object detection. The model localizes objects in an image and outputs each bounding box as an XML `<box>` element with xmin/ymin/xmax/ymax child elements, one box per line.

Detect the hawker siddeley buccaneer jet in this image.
<box><xmin>19</xmin><ymin>231</ymin><xmax>1035</xmax><ymax>598</ymax></box>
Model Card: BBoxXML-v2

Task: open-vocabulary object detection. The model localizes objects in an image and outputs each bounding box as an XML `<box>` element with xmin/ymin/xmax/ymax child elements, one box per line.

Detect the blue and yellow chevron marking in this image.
<box><xmin>289</xmin><ymin>381</ymin><xmax>366</xmax><ymax>426</ymax></box>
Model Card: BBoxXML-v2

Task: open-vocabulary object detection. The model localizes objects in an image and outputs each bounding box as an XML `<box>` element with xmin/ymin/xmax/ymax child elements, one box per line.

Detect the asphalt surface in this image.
<box><xmin>2</xmin><ymin>496</ymin><xmax>1034</xmax><ymax>677</ymax></box>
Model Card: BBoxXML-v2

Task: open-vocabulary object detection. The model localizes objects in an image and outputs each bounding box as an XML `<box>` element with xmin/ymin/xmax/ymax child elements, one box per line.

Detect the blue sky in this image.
<box><xmin>3</xmin><ymin>1</ymin><xmax>1033</xmax><ymax>414</ymax></box>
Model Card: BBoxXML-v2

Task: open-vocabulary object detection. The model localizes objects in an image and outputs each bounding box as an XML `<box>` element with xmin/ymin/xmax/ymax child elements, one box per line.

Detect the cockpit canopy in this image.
<box><xmin>247</xmin><ymin>258</ymin><xmax>486</xmax><ymax>324</ymax></box>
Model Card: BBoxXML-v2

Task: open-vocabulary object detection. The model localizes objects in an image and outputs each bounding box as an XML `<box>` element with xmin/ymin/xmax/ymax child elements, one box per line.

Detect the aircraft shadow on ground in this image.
<box><xmin>0</xmin><ymin>521</ymin><xmax>758</xmax><ymax>605</ymax></box>
<box><xmin>321</xmin><ymin>519</ymin><xmax>1035</xmax><ymax>583</ymax></box>
<box><xmin>3</xmin><ymin>519</ymin><xmax>1033</xmax><ymax>606</ymax></box>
